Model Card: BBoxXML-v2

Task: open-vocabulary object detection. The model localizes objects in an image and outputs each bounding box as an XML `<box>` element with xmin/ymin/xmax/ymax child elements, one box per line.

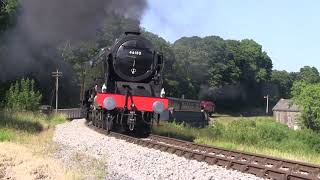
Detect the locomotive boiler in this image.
<box><xmin>82</xmin><ymin>31</ymin><xmax>168</xmax><ymax>136</ymax></box>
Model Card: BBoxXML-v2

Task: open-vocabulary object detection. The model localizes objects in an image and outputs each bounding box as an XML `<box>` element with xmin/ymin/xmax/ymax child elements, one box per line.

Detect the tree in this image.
<box><xmin>292</xmin><ymin>81</ymin><xmax>320</xmax><ymax>132</ymax></box>
<box><xmin>0</xmin><ymin>0</ymin><xmax>18</xmax><ymax>32</ymax></box>
<box><xmin>270</xmin><ymin>70</ymin><xmax>293</xmax><ymax>99</ymax></box>
<box><xmin>297</xmin><ymin>66</ymin><xmax>320</xmax><ymax>84</ymax></box>
<box><xmin>142</xmin><ymin>31</ymin><xmax>178</xmax><ymax>97</ymax></box>
<box><xmin>5</xmin><ymin>78</ymin><xmax>42</xmax><ymax>111</ymax></box>
<box><xmin>171</xmin><ymin>36</ymin><xmax>273</xmax><ymax>110</ymax></box>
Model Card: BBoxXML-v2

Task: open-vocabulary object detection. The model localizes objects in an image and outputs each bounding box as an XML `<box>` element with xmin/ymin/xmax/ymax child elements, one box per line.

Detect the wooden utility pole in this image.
<box><xmin>264</xmin><ymin>95</ymin><xmax>269</xmax><ymax>115</ymax></box>
<box><xmin>80</xmin><ymin>66</ymin><xmax>86</xmax><ymax>107</ymax></box>
<box><xmin>52</xmin><ymin>69</ymin><xmax>63</xmax><ymax>113</ymax></box>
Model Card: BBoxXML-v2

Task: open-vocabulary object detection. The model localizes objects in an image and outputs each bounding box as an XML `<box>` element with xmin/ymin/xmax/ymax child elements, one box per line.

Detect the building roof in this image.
<box><xmin>272</xmin><ymin>99</ymin><xmax>300</xmax><ymax>112</ymax></box>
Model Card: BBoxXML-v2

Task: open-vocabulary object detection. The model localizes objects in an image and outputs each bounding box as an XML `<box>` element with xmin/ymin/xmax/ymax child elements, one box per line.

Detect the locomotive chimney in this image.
<box><xmin>125</xmin><ymin>26</ymin><xmax>141</xmax><ymax>35</ymax></box>
<box><xmin>125</xmin><ymin>31</ymin><xmax>141</xmax><ymax>35</ymax></box>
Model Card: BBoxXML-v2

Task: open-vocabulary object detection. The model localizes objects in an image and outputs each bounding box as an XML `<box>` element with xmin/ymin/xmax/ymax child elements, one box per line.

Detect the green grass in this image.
<box><xmin>0</xmin><ymin>111</ymin><xmax>66</xmax><ymax>142</ymax></box>
<box><xmin>153</xmin><ymin>116</ymin><xmax>320</xmax><ymax>164</ymax></box>
<box><xmin>0</xmin><ymin>129</ymin><xmax>14</xmax><ymax>141</ymax></box>
<box><xmin>0</xmin><ymin>111</ymin><xmax>85</xmax><ymax>179</ymax></box>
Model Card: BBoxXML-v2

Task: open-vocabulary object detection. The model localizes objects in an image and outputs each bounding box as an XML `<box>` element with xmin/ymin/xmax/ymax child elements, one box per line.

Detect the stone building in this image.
<box><xmin>272</xmin><ymin>99</ymin><xmax>301</xmax><ymax>129</ymax></box>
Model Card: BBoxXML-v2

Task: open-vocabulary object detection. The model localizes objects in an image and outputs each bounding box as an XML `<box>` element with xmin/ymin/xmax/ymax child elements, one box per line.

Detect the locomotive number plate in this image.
<box><xmin>129</xmin><ymin>50</ymin><xmax>142</xmax><ymax>56</ymax></box>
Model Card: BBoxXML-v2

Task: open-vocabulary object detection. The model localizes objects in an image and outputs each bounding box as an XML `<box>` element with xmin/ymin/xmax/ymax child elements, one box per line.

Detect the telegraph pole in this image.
<box><xmin>264</xmin><ymin>95</ymin><xmax>269</xmax><ymax>115</ymax></box>
<box><xmin>80</xmin><ymin>65</ymin><xmax>86</xmax><ymax>107</ymax></box>
<box><xmin>52</xmin><ymin>69</ymin><xmax>63</xmax><ymax>113</ymax></box>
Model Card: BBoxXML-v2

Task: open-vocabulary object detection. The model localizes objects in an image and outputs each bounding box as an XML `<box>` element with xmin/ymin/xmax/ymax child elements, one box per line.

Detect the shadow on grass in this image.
<box><xmin>162</xmin><ymin>132</ymin><xmax>195</xmax><ymax>142</ymax></box>
<box><xmin>0</xmin><ymin>112</ymin><xmax>44</xmax><ymax>133</ymax></box>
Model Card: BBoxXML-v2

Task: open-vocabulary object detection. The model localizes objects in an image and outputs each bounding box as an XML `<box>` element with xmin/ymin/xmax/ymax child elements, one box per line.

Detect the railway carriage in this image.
<box><xmin>166</xmin><ymin>97</ymin><xmax>214</xmax><ymax>127</ymax></box>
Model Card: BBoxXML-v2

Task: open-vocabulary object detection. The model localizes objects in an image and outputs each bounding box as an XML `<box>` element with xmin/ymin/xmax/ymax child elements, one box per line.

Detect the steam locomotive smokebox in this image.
<box><xmin>112</xmin><ymin>32</ymin><xmax>155</xmax><ymax>82</ymax></box>
<box><xmin>169</xmin><ymin>111</ymin><xmax>208</xmax><ymax>128</ymax></box>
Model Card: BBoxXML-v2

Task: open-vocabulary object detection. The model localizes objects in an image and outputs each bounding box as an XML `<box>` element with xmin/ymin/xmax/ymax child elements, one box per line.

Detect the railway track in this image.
<box><xmin>57</xmin><ymin>109</ymin><xmax>320</xmax><ymax>180</ymax></box>
<box><xmin>104</xmin><ymin>131</ymin><xmax>320</xmax><ymax>180</ymax></box>
<box><xmin>147</xmin><ymin>135</ymin><xmax>320</xmax><ymax>180</ymax></box>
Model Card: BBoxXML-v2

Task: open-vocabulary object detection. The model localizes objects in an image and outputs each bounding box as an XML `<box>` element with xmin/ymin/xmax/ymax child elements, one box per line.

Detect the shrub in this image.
<box><xmin>5</xmin><ymin>78</ymin><xmax>42</xmax><ymax>111</ymax></box>
<box><xmin>199</xmin><ymin>122</ymin><xmax>225</xmax><ymax>140</ymax></box>
<box><xmin>296</xmin><ymin>129</ymin><xmax>320</xmax><ymax>153</ymax></box>
<box><xmin>257</xmin><ymin>121</ymin><xmax>289</xmax><ymax>142</ymax></box>
<box><xmin>292</xmin><ymin>81</ymin><xmax>320</xmax><ymax>132</ymax></box>
<box><xmin>224</xmin><ymin>120</ymin><xmax>259</xmax><ymax>145</ymax></box>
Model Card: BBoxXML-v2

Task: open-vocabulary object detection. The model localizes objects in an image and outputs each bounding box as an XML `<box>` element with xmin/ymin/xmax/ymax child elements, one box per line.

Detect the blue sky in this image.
<box><xmin>141</xmin><ymin>0</ymin><xmax>320</xmax><ymax>72</ymax></box>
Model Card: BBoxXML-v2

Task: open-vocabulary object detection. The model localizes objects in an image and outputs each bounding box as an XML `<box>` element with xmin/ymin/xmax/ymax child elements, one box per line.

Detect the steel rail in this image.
<box><xmin>104</xmin><ymin>131</ymin><xmax>320</xmax><ymax>180</ymax></box>
<box><xmin>81</xmin><ymin>116</ymin><xmax>320</xmax><ymax>180</ymax></box>
<box><xmin>146</xmin><ymin>135</ymin><xmax>320</xmax><ymax>180</ymax></box>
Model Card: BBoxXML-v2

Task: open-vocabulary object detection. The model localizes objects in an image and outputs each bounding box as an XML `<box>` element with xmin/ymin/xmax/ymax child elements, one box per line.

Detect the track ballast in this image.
<box><xmin>87</xmin><ymin>121</ymin><xmax>320</xmax><ymax>180</ymax></box>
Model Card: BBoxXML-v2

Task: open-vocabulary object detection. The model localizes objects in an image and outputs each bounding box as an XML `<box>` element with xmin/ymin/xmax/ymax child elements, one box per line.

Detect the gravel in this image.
<box><xmin>53</xmin><ymin>119</ymin><xmax>264</xmax><ymax>180</ymax></box>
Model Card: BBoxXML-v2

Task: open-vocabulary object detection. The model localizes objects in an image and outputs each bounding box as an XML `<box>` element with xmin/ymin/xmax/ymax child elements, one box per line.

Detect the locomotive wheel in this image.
<box><xmin>133</xmin><ymin>113</ymin><xmax>152</xmax><ymax>137</ymax></box>
<box><xmin>103</xmin><ymin>119</ymin><xmax>109</xmax><ymax>133</ymax></box>
<box><xmin>203</xmin><ymin>112</ymin><xmax>209</xmax><ymax>127</ymax></box>
<box><xmin>98</xmin><ymin>111</ymin><xmax>104</xmax><ymax>128</ymax></box>
<box><xmin>86</xmin><ymin>110</ymin><xmax>91</xmax><ymax>122</ymax></box>
<box><xmin>103</xmin><ymin>115</ymin><xmax>113</xmax><ymax>134</ymax></box>
<box><xmin>92</xmin><ymin>110</ymin><xmax>96</xmax><ymax>126</ymax></box>
<box><xmin>93</xmin><ymin>110</ymin><xmax>99</xmax><ymax>127</ymax></box>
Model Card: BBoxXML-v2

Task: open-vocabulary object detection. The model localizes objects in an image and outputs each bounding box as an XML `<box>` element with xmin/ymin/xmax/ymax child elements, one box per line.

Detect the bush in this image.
<box><xmin>224</xmin><ymin>120</ymin><xmax>259</xmax><ymax>145</ymax></box>
<box><xmin>292</xmin><ymin>81</ymin><xmax>320</xmax><ymax>132</ymax></box>
<box><xmin>256</xmin><ymin>121</ymin><xmax>289</xmax><ymax>142</ymax></box>
<box><xmin>5</xmin><ymin>78</ymin><xmax>42</xmax><ymax>111</ymax></box>
<box><xmin>296</xmin><ymin>129</ymin><xmax>320</xmax><ymax>153</ymax></box>
<box><xmin>199</xmin><ymin>122</ymin><xmax>224</xmax><ymax>140</ymax></box>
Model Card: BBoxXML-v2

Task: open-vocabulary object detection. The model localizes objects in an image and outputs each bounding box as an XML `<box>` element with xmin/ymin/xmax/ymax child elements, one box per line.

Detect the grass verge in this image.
<box><xmin>0</xmin><ymin>111</ymin><xmax>66</xmax><ymax>142</ymax></box>
<box><xmin>153</xmin><ymin>116</ymin><xmax>320</xmax><ymax>164</ymax></box>
<box><xmin>0</xmin><ymin>111</ymin><xmax>84</xmax><ymax>179</ymax></box>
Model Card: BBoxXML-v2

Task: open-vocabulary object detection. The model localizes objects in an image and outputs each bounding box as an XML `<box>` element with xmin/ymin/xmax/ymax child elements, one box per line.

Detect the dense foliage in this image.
<box><xmin>292</xmin><ymin>81</ymin><xmax>320</xmax><ymax>132</ymax></box>
<box><xmin>269</xmin><ymin>70</ymin><xmax>294</xmax><ymax>103</ymax></box>
<box><xmin>170</xmin><ymin>37</ymin><xmax>273</xmax><ymax>109</ymax></box>
<box><xmin>268</xmin><ymin>66</ymin><xmax>320</xmax><ymax>103</ymax></box>
<box><xmin>0</xmin><ymin>0</ymin><xmax>18</xmax><ymax>32</ymax></box>
<box><xmin>297</xmin><ymin>66</ymin><xmax>320</xmax><ymax>83</ymax></box>
<box><xmin>5</xmin><ymin>78</ymin><xmax>42</xmax><ymax>111</ymax></box>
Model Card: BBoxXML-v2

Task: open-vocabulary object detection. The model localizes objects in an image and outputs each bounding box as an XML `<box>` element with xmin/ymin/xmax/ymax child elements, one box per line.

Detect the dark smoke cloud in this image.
<box><xmin>199</xmin><ymin>84</ymin><xmax>247</xmax><ymax>102</ymax></box>
<box><xmin>0</xmin><ymin>0</ymin><xmax>147</xmax><ymax>106</ymax></box>
<box><xmin>0</xmin><ymin>0</ymin><xmax>147</xmax><ymax>81</ymax></box>
<box><xmin>19</xmin><ymin>0</ymin><xmax>147</xmax><ymax>45</ymax></box>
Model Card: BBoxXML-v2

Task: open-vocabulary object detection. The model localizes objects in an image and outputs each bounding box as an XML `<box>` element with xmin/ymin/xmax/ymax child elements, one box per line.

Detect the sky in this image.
<box><xmin>141</xmin><ymin>0</ymin><xmax>320</xmax><ymax>72</ymax></box>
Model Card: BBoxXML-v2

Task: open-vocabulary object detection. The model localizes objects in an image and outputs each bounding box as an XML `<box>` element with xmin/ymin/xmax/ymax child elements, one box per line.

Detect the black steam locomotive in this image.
<box><xmin>82</xmin><ymin>31</ymin><xmax>168</xmax><ymax>135</ymax></box>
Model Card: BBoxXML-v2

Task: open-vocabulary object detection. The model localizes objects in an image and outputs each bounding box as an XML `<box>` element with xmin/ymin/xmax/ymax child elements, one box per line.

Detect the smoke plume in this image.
<box><xmin>19</xmin><ymin>0</ymin><xmax>146</xmax><ymax>45</ymax></box>
<box><xmin>0</xmin><ymin>0</ymin><xmax>147</xmax><ymax>106</ymax></box>
<box><xmin>0</xmin><ymin>0</ymin><xmax>147</xmax><ymax>81</ymax></box>
<box><xmin>199</xmin><ymin>84</ymin><xmax>247</xmax><ymax>102</ymax></box>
